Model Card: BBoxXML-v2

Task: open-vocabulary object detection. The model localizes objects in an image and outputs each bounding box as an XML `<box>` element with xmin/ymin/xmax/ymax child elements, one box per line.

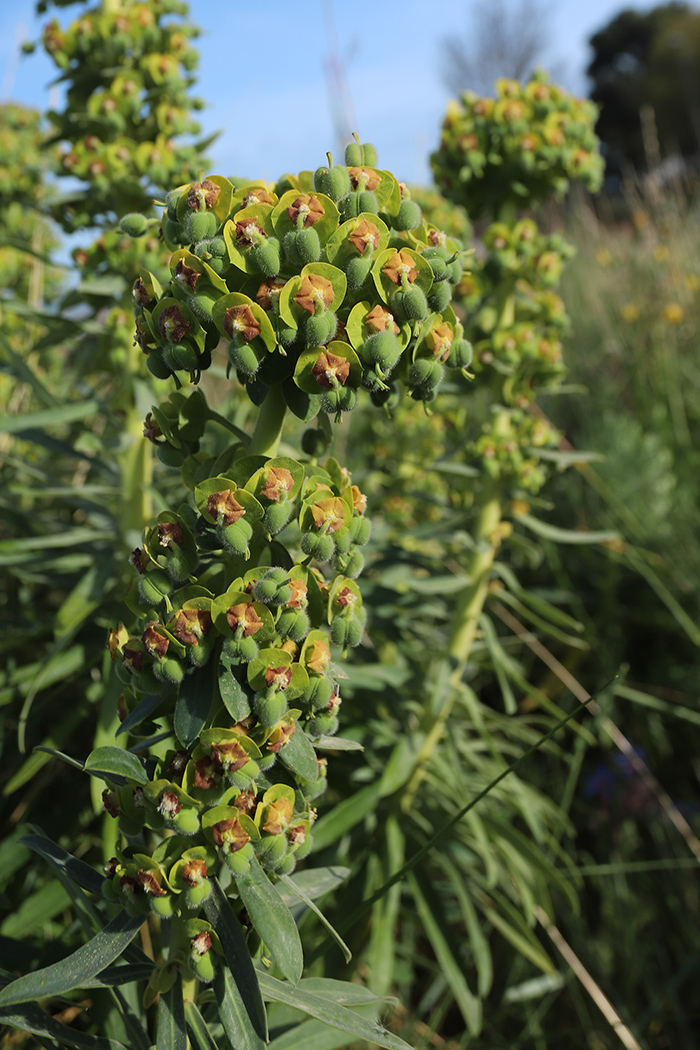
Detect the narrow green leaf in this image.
<box><xmin>614</xmin><ymin>682</ymin><xmax>700</xmax><ymax>726</ymax></box>
<box><xmin>84</xmin><ymin>747</ymin><xmax>149</xmax><ymax>785</ymax></box>
<box><xmin>0</xmin><ymin>880</ymin><xmax>71</xmax><ymax>939</ymax></box>
<box><xmin>259</xmin><ymin>973</ymin><xmax>413</xmax><ymax>1050</ymax></box>
<box><xmin>407</xmin><ymin>872</ymin><xmax>481</xmax><ymax>1035</ymax></box>
<box><xmin>0</xmin><ymin>911</ymin><xmax>144</xmax><ymax>1007</ymax></box>
<box><xmin>314</xmin><ymin>736</ymin><xmax>363</xmax><ymax>751</ymax></box>
<box><xmin>437</xmin><ymin>854</ymin><xmax>492</xmax><ymax>998</ymax></box>
<box><xmin>203</xmin><ymin>880</ymin><xmax>268</xmax><ymax>1042</ymax></box>
<box><xmin>279</xmin><ymin>874</ymin><xmax>351</xmax><ymax>963</ymax></box>
<box><xmin>157</xmin><ymin>973</ymin><xmax>186</xmax><ymax>1050</ymax></box>
<box><xmin>213</xmin><ymin>966</ymin><xmax>266</xmax><ymax>1050</ymax></box>
<box><xmin>21</xmin><ymin>833</ymin><xmax>106</xmax><ymax>899</ymax></box>
<box><xmin>479</xmin><ymin>613</ymin><xmax>517</xmax><ymax>714</ymax></box>
<box><xmin>275</xmin><ymin>867</ymin><xmax>350</xmax><ymax>910</ymax></box>
<box><xmin>218</xmin><ymin>654</ymin><xmax>251</xmax><ymax>721</ymax></box>
<box><xmin>184</xmin><ymin>999</ymin><xmax>220</xmax><ymax>1050</ymax></box>
<box><xmin>0</xmin><ymin>1000</ymin><xmax>128</xmax><ymax>1050</ymax></box>
<box><xmin>237</xmin><ymin>858</ymin><xmax>303</xmax><ymax>985</ymax></box>
<box><xmin>311</xmin><ymin>783</ymin><xmax>380</xmax><ymax>851</ymax></box>
<box><xmin>174</xmin><ymin>661</ymin><xmax>216</xmax><ymax>748</ymax></box>
<box><xmin>268</xmin><ymin>1014</ymin><xmax>376</xmax><ymax>1050</ymax></box>
<box><xmin>0</xmin><ymin>401</ymin><xmax>100</xmax><ymax>435</ymax></box>
<box><xmin>514</xmin><ymin>513</ymin><xmax>619</xmax><ymax>545</ymax></box>
<box><xmin>116</xmin><ymin>692</ymin><xmax>165</xmax><ymax>737</ymax></box>
<box><xmin>279</xmin><ymin>728</ymin><xmax>319</xmax><ymax>782</ymax></box>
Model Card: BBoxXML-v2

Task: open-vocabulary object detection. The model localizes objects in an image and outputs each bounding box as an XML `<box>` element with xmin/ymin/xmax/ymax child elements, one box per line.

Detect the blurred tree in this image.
<box><xmin>588</xmin><ymin>2</ymin><xmax>700</xmax><ymax>172</ymax></box>
<box><xmin>441</xmin><ymin>0</ymin><xmax>555</xmax><ymax>97</ymax></box>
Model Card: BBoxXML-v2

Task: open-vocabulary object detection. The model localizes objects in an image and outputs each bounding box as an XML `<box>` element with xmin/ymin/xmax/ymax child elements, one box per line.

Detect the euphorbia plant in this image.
<box><xmin>0</xmin><ymin>139</ymin><xmax>473</xmax><ymax>1048</ymax></box>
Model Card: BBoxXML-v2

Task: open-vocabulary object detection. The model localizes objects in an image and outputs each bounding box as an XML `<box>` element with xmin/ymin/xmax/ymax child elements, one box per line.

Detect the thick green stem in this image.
<box><xmin>247</xmin><ymin>383</ymin><xmax>287</xmax><ymax>457</ymax></box>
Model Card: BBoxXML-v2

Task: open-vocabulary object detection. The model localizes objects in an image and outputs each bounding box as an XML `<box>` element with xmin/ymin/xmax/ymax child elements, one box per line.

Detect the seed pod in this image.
<box><xmin>188</xmin><ymin>939</ymin><xmax>216</xmax><ymax>983</ymax></box>
<box><xmin>184</xmin><ymin>880</ymin><xmax>211</xmax><ymax>910</ymax></box>
<box><xmin>157</xmin><ymin>443</ymin><xmax>187</xmax><ymax>468</ymax></box>
<box><xmin>220</xmin><ymin>518</ymin><xmax>253</xmax><ymax>556</ymax></box>
<box><xmin>345</xmin><ymin>254</ymin><xmax>373</xmax><ymax>292</ymax></box>
<box><xmin>273</xmin><ymin>853</ymin><xmax>297</xmax><ymax>875</ymax></box>
<box><xmin>119</xmin><ymin>212</ymin><xmax>148</xmax><ymax>237</ymax></box>
<box><xmin>409</xmin><ymin>357</ymin><xmax>444</xmax><ymax>392</ymax></box>
<box><xmin>254</xmin><ymin>568</ymin><xmax>291</xmax><ymax>606</ymax></box>
<box><xmin>301</xmin><ymin>531</ymin><xmax>335</xmax><ymax>562</ymax></box>
<box><xmin>228</xmin><ymin>342</ymin><xmax>262</xmax><ymax>379</ymax></box>
<box><xmin>151</xmin><ymin>894</ymin><xmax>179</xmax><ymax>919</ymax></box>
<box><xmin>421</xmin><ymin>248</ymin><xmax>449</xmax><ymax>281</ymax></box>
<box><xmin>338</xmin><ymin>192</ymin><xmax>360</xmax><ymax>221</ymax></box>
<box><xmin>344</xmin><ymin>140</ymin><xmax>363</xmax><ymax>166</ymax></box>
<box><xmin>163</xmin><ymin>216</ymin><xmax>183</xmax><ymax>245</ymax></box>
<box><xmin>394</xmin><ymin>199</ymin><xmax>422</xmax><ymax>230</ymax></box>
<box><xmin>306</xmin><ymin>710</ymin><xmax>339</xmax><ymax>736</ymax></box>
<box><xmin>229</xmin><ymin>759</ymin><xmax>259</xmax><ymax>790</ymax></box>
<box><xmin>313</xmin><ymin>156</ymin><xmax>351</xmax><ymax>200</ymax></box>
<box><xmin>301</xmin><ymin>428</ymin><xmax>329</xmax><ymax>457</ymax></box>
<box><xmin>427</xmin><ymin>280</ymin><xmax>452</xmax><ymax>313</ymax></box>
<box><xmin>183</xmin><ymin>209</ymin><xmax>216</xmax><ymax>243</ymax></box>
<box><xmin>248</xmin><ymin>239</ymin><xmax>281</xmax><ymax>277</ymax></box>
<box><xmin>276</xmin><ymin>607</ymin><xmax>310</xmax><ymax>642</ymax></box>
<box><xmin>146</xmin><ymin>352</ymin><xmax>173</xmax><ymax>380</ymax></box>
<box><xmin>254</xmin><ymin>690</ymin><xmax>287</xmax><ymax>726</ymax></box>
<box><xmin>449</xmin><ymin>338</ymin><xmax>474</xmax><ymax>370</ymax></box>
<box><xmin>173</xmin><ymin>807</ymin><xmax>200</xmax><ymax>836</ymax></box>
<box><xmin>163</xmin><ymin>342</ymin><xmax>198</xmax><ymax>372</ymax></box>
<box><xmin>224</xmin><ymin>842</ymin><xmax>254</xmax><ymax>877</ymax></box>
<box><xmin>361</xmin><ymin>142</ymin><xmax>378</xmax><ymax>166</ymax></box>
<box><xmin>164</xmin><ymin>550</ymin><xmax>194</xmax><ymax>583</ymax></box>
<box><xmin>262</xmin><ymin>501</ymin><xmax>292</xmax><ymax>536</ymax></box>
<box><xmin>321</xmin><ymin>386</ymin><xmax>357</xmax><ymax>414</ymax></box>
<box><xmin>334</xmin><ymin>548</ymin><xmax>364</xmax><ymax>578</ymax></box>
<box><xmin>224</xmin><ymin>635</ymin><xmax>259</xmax><ymax>663</ymax></box>
<box><xmin>283</xmin><ymin>227</ymin><xmax>321</xmax><ymax>267</ymax></box>
<box><xmin>165</xmin><ymin>189</ymin><xmax>181</xmax><ymax>219</ymax></box>
<box><xmin>153</xmin><ymin>656</ymin><xmax>184</xmax><ymax>685</ymax></box>
<box><xmin>256</xmin><ymin>832</ymin><xmax>288</xmax><ymax>868</ymax></box>
<box><xmin>331</xmin><ymin>614</ymin><xmax>365</xmax><ymax>648</ymax></box>
<box><xmin>333</xmin><ymin>530</ymin><xmax>352</xmax><ymax>555</ymax></box>
<box><xmin>304</xmin><ymin>676</ymin><xmax>335</xmax><ymax>712</ymax></box>
<box><xmin>358</xmin><ymin>190</ymin><xmax>378</xmax><ymax>213</ymax></box>
<box><xmin>392</xmin><ymin>286</ymin><xmax>428</xmax><ymax>323</ymax></box>
<box><xmin>302</xmin><ymin>309</ymin><xmax>337</xmax><ymax>348</ymax></box>
<box><xmin>361</xmin><ymin>330</ymin><xmax>400</xmax><ymax>374</ymax></box>
<box><xmin>139</xmin><ymin>569</ymin><xmax>173</xmax><ymax>606</ymax></box>
<box><xmin>448</xmin><ymin>258</ymin><xmax>464</xmax><ymax>283</ymax></box>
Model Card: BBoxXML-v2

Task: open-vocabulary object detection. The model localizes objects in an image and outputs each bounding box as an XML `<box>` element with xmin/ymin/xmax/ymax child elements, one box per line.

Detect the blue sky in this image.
<box><xmin>0</xmin><ymin>0</ymin><xmax>687</xmax><ymax>187</ymax></box>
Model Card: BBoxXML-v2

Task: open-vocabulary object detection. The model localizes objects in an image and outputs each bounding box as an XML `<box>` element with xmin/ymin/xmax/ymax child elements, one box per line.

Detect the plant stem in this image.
<box><xmin>247</xmin><ymin>383</ymin><xmax>287</xmax><ymax>457</ymax></box>
<box><xmin>400</xmin><ymin>407</ymin><xmax>510</xmax><ymax>811</ymax></box>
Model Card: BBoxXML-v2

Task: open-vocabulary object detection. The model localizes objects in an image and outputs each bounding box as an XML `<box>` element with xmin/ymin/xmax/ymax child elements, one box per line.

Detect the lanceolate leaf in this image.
<box><xmin>213</xmin><ymin>967</ymin><xmax>266</xmax><ymax>1050</ymax></box>
<box><xmin>174</xmin><ymin>660</ymin><xmax>216</xmax><ymax>748</ymax></box>
<box><xmin>84</xmin><ymin>746</ymin><xmax>149</xmax><ymax>785</ymax></box>
<box><xmin>0</xmin><ymin>1000</ymin><xmax>128</xmax><ymax>1050</ymax></box>
<box><xmin>157</xmin><ymin>974</ymin><xmax>186</xmax><ymax>1050</ymax></box>
<box><xmin>184</xmin><ymin>1000</ymin><xmax>220</xmax><ymax>1050</ymax></box>
<box><xmin>0</xmin><ymin>912</ymin><xmax>145</xmax><ymax>1008</ymax></box>
<box><xmin>279</xmin><ymin>874</ymin><xmax>351</xmax><ymax>963</ymax></box>
<box><xmin>406</xmin><ymin>871</ymin><xmax>482</xmax><ymax>1035</ymax></box>
<box><xmin>21</xmin><ymin>833</ymin><xmax>107</xmax><ymax>899</ymax></box>
<box><xmin>203</xmin><ymin>880</ymin><xmax>267</xmax><ymax>1042</ymax></box>
<box><xmin>259</xmin><ymin>974</ymin><xmax>413</xmax><ymax>1050</ymax></box>
<box><xmin>237</xmin><ymin>858</ymin><xmax>303</xmax><ymax>985</ymax></box>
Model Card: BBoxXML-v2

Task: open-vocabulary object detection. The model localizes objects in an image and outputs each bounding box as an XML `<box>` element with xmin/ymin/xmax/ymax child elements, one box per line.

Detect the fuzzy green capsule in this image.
<box><xmin>283</xmin><ymin>227</ymin><xmax>321</xmax><ymax>267</ymax></box>
<box><xmin>391</xmin><ymin>285</ymin><xmax>428</xmax><ymax>323</ymax></box>
<box><xmin>146</xmin><ymin>351</ymin><xmax>173</xmax><ymax>380</ymax></box>
<box><xmin>254</xmin><ymin>690</ymin><xmax>288</xmax><ymax>726</ymax></box>
<box><xmin>224</xmin><ymin>635</ymin><xmax>259</xmax><ymax>663</ymax></box>
<box><xmin>361</xmin><ymin>330</ymin><xmax>400</xmax><ymax>374</ymax></box>
<box><xmin>119</xmin><ymin>212</ymin><xmax>149</xmax><ymax>238</ymax></box>
<box><xmin>138</xmin><ymin>569</ymin><xmax>173</xmax><ymax>606</ymax></box>
<box><xmin>345</xmin><ymin>254</ymin><xmax>373</xmax><ymax>292</ymax></box>
<box><xmin>276</xmin><ymin>607</ymin><xmax>310</xmax><ymax>642</ymax></box>
<box><xmin>163</xmin><ymin>342</ymin><xmax>198</xmax><ymax>372</ymax></box>
<box><xmin>302</xmin><ymin>309</ymin><xmax>337</xmax><ymax>348</ymax></box>
<box><xmin>229</xmin><ymin>342</ymin><xmax>262</xmax><ymax>379</ymax></box>
<box><xmin>301</xmin><ymin>531</ymin><xmax>335</xmax><ymax>562</ymax></box>
<box><xmin>313</xmin><ymin>154</ymin><xmax>351</xmax><ymax>201</ymax></box>
<box><xmin>183</xmin><ymin>209</ymin><xmax>216</xmax><ymax>243</ymax></box>
<box><xmin>249</xmin><ymin>239</ymin><xmax>281</xmax><ymax>277</ymax></box>
<box><xmin>394</xmin><ymin>199</ymin><xmax>422</xmax><ymax>231</ymax></box>
<box><xmin>449</xmin><ymin>338</ymin><xmax>474</xmax><ymax>370</ymax></box>
<box><xmin>262</xmin><ymin>501</ymin><xmax>292</xmax><ymax>536</ymax></box>
<box><xmin>254</xmin><ymin>568</ymin><xmax>291</xmax><ymax>605</ymax></box>
<box><xmin>428</xmin><ymin>280</ymin><xmax>452</xmax><ymax>313</ymax></box>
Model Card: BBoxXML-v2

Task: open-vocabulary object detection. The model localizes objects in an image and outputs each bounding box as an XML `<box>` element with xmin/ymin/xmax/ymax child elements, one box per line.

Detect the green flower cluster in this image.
<box><xmin>104</xmin><ymin>448</ymin><xmax>371</xmax><ymax>979</ymax></box>
<box><xmin>127</xmin><ymin>141</ymin><xmax>473</xmax><ymax>416</ymax></box>
<box><xmin>31</xmin><ymin>0</ymin><xmax>206</xmax><ymax>229</ymax></box>
<box><xmin>458</xmin><ymin>218</ymin><xmax>574</xmax><ymax>403</ymax></box>
<box><xmin>470</xmin><ymin>410</ymin><xmax>560</xmax><ymax>493</ymax></box>
<box><xmin>431</xmin><ymin>72</ymin><xmax>604</xmax><ymax>219</ymax></box>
